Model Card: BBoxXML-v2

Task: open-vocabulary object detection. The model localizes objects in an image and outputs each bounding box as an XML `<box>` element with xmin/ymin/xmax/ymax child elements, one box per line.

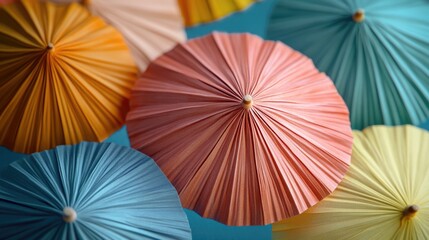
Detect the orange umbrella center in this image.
<box><xmin>46</xmin><ymin>42</ymin><xmax>54</xmax><ymax>51</ymax></box>
<box><xmin>242</xmin><ymin>94</ymin><xmax>253</xmax><ymax>110</ymax></box>
<box><xmin>353</xmin><ymin>9</ymin><xmax>365</xmax><ymax>23</ymax></box>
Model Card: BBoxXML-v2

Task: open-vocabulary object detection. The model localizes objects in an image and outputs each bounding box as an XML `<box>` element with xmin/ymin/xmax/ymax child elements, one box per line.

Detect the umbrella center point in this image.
<box><xmin>353</xmin><ymin>9</ymin><xmax>365</xmax><ymax>23</ymax></box>
<box><xmin>63</xmin><ymin>207</ymin><xmax>77</xmax><ymax>223</ymax></box>
<box><xmin>403</xmin><ymin>204</ymin><xmax>419</xmax><ymax>218</ymax></box>
<box><xmin>242</xmin><ymin>95</ymin><xmax>253</xmax><ymax>110</ymax></box>
<box><xmin>46</xmin><ymin>42</ymin><xmax>54</xmax><ymax>51</ymax></box>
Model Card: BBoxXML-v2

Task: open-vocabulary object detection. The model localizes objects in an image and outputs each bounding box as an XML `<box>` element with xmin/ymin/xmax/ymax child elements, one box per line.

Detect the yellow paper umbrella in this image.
<box><xmin>0</xmin><ymin>0</ymin><xmax>138</xmax><ymax>153</ymax></box>
<box><xmin>179</xmin><ymin>0</ymin><xmax>257</xmax><ymax>26</ymax></box>
<box><xmin>273</xmin><ymin>125</ymin><xmax>429</xmax><ymax>240</ymax></box>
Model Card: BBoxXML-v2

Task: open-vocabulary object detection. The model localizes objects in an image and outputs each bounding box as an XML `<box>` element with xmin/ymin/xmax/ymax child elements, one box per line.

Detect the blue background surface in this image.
<box><xmin>0</xmin><ymin>1</ymin><xmax>276</xmax><ymax>239</ymax></box>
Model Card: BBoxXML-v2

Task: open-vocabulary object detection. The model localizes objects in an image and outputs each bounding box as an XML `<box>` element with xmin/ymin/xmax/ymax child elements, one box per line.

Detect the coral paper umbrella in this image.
<box><xmin>273</xmin><ymin>125</ymin><xmax>429</xmax><ymax>240</ymax></box>
<box><xmin>0</xmin><ymin>142</ymin><xmax>191</xmax><ymax>240</ymax></box>
<box><xmin>51</xmin><ymin>0</ymin><xmax>186</xmax><ymax>71</ymax></box>
<box><xmin>126</xmin><ymin>32</ymin><xmax>353</xmax><ymax>226</ymax></box>
<box><xmin>178</xmin><ymin>0</ymin><xmax>257</xmax><ymax>27</ymax></box>
<box><xmin>267</xmin><ymin>0</ymin><xmax>429</xmax><ymax>130</ymax></box>
<box><xmin>0</xmin><ymin>0</ymin><xmax>138</xmax><ymax>153</ymax></box>
<box><xmin>0</xmin><ymin>0</ymin><xmax>14</xmax><ymax>6</ymax></box>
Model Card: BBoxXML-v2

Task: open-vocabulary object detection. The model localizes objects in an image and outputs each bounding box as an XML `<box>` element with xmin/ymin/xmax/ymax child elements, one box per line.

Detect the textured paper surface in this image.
<box><xmin>88</xmin><ymin>0</ymin><xmax>186</xmax><ymax>71</ymax></box>
<box><xmin>0</xmin><ymin>0</ymin><xmax>14</xmax><ymax>5</ymax></box>
<box><xmin>0</xmin><ymin>0</ymin><xmax>138</xmax><ymax>153</ymax></box>
<box><xmin>0</xmin><ymin>142</ymin><xmax>191</xmax><ymax>239</ymax></box>
<box><xmin>127</xmin><ymin>32</ymin><xmax>353</xmax><ymax>226</ymax></box>
<box><xmin>267</xmin><ymin>0</ymin><xmax>429</xmax><ymax>130</ymax></box>
<box><xmin>273</xmin><ymin>125</ymin><xmax>429</xmax><ymax>240</ymax></box>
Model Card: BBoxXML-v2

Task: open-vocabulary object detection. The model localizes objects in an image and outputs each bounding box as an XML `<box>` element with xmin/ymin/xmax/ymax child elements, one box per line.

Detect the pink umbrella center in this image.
<box><xmin>242</xmin><ymin>94</ymin><xmax>253</xmax><ymax>110</ymax></box>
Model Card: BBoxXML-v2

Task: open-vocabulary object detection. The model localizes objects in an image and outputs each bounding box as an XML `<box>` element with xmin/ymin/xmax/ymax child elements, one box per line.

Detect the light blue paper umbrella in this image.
<box><xmin>0</xmin><ymin>142</ymin><xmax>191</xmax><ymax>240</ymax></box>
<box><xmin>267</xmin><ymin>0</ymin><xmax>429</xmax><ymax>130</ymax></box>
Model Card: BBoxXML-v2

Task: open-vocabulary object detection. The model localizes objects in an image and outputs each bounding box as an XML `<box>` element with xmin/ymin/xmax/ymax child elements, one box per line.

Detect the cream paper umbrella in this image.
<box><xmin>51</xmin><ymin>0</ymin><xmax>186</xmax><ymax>71</ymax></box>
<box><xmin>273</xmin><ymin>125</ymin><xmax>429</xmax><ymax>240</ymax></box>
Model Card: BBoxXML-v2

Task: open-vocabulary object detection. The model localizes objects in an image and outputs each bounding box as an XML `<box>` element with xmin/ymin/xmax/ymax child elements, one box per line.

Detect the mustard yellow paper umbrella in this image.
<box><xmin>179</xmin><ymin>0</ymin><xmax>257</xmax><ymax>26</ymax></box>
<box><xmin>273</xmin><ymin>125</ymin><xmax>429</xmax><ymax>240</ymax></box>
<box><xmin>0</xmin><ymin>0</ymin><xmax>138</xmax><ymax>153</ymax></box>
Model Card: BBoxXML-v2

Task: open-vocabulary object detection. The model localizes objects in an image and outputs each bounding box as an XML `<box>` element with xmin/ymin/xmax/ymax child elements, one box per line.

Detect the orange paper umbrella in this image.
<box><xmin>127</xmin><ymin>32</ymin><xmax>353</xmax><ymax>226</ymax></box>
<box><xmin>51</xmin><ymin>0</ymin><xmax>186</xmax><ymax>71</ymax></box>
<box><xmin>0</xmin><ymin>0</ymin><xmax>138</xmax><ymax>153</ymax></box>
<box><xmin>178</xmin><ymin>0</ymin><xmax>257</xmax><ymax>27</ymax></box>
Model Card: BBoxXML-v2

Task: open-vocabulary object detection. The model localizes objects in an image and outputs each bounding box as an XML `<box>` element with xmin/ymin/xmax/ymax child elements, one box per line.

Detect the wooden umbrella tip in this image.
<box><xmin>46</xmin><ymin>43</ymin><xmax>54</xmax><ymax>50</ymax></box>
<box><xmin>353</xmin><ymin>9</ymin><xmax>365</xmax><ymax>23</ymax></box>
<box><xmin>242</xmin><ymin>95</ymin><xmax>253</xmax><ymax>110</ymax></box>
<box><xmin>63</xmin><ymin>207</ymin><xmax>77</xmax><ymax>223</ymax></box>
<box><xmin>403</xmin><ymin>204</ymin><xmax>419</xmax><ymax>217</ymax></box>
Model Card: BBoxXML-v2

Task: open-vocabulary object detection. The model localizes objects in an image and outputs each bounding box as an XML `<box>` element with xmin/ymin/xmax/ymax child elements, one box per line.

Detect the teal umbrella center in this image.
<box><xmin>353</xmin><ymin>9</ymin><xmax>365</xmax><ymax>23</ymax></box>
<box><xmin>63</xmin><ymin>207</ymin><xmax>77</xmax><ymax>223</ymax></box>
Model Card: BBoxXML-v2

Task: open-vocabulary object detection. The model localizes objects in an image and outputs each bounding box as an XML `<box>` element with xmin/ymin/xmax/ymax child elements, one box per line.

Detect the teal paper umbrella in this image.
<box><xmin>267</xmin><ymin>0</ymin><xmax>429</xmax><ymax>130</ymax></box>
<box><xmin>0</xmin><ymin>142</ymin><xmax>191</xmax><ymax>240</ymax></box>
<box><xmin>420</xmin><ymin>118</ymin><xmax>429</xmax><ymax>130</ymax></box>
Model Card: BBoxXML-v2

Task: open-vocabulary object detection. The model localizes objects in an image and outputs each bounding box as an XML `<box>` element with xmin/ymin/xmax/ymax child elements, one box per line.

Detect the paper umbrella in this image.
<box><xmin>50</xmin><ymin>0</ymin><xmax>186</xmax><ymax>71</ymax></box>
<box><xmin>267</xmin><ymin>0</ymin><xmax>429</xmax><ymax>130</ymax></box>
<box><xmin>0</xmin><ymin>0</ymin><xmax>138</xmax><ymax>153</ymax></box>
<box><xmin>0</xmin><ymin>0</ymin><xmax>14</xmax><ymax>6</ymax></box>
<box><xmin>273</xmin><ymin>125</ymin><xmax>429</xmax><ymax>240</ymax></box>
<box><xmin>126</xmin><ymin>32</ymin><xmax>353</xmax><ymax>226</ymax></box>
<box><xmin>0</xmin><ymin>142</ymin><xmax>192</xmax><ymax>239</ymax></box>
<box><xmin>178</xmin><ymin>0</ymin><xmax>257</xmax><ymax>26</ymax></box>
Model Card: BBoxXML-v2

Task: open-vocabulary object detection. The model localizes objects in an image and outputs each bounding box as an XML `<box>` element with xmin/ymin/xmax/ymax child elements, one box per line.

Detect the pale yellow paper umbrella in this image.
<box><xmin>273</xmin><ymin>125</ymin><xmax>429</xmax><ymax>240</ymax></box>
<box><xmin>52</xmin><ymin>0</ymin><xmax>186</xmax><ymax>71</ymax></box>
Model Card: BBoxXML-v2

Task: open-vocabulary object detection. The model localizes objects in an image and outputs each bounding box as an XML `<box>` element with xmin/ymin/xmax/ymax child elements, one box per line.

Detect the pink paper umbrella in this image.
<box><xmin>127</xmin><ymin>32</ymin><xmax>353</xmax><ymax>226</ymax></box>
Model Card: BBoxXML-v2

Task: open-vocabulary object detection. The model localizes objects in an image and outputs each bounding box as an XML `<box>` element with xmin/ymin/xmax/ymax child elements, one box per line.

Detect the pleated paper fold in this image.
<box><xmin>267</xmin><ymin>0</ymin><xmax>429</xmax><ymax>129</ymax></box>
<box><xmin>0</xmin><ymin>142</ymin><xmax>191</xmax><ymax>239</ymax></box>
<box><xmin>127</xmin><ymin>32</ymin><xmax>353</xmax><ymax>226</ymax></box>
<box><xmin>0</xmin><ymin>0</ymin><xmax>138</xmax><ymax>153</ymax></box>
<box><xmin>273</xmin><ymin>126</ymin><xmax>429</xmax><ymax>240</ymax></box>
